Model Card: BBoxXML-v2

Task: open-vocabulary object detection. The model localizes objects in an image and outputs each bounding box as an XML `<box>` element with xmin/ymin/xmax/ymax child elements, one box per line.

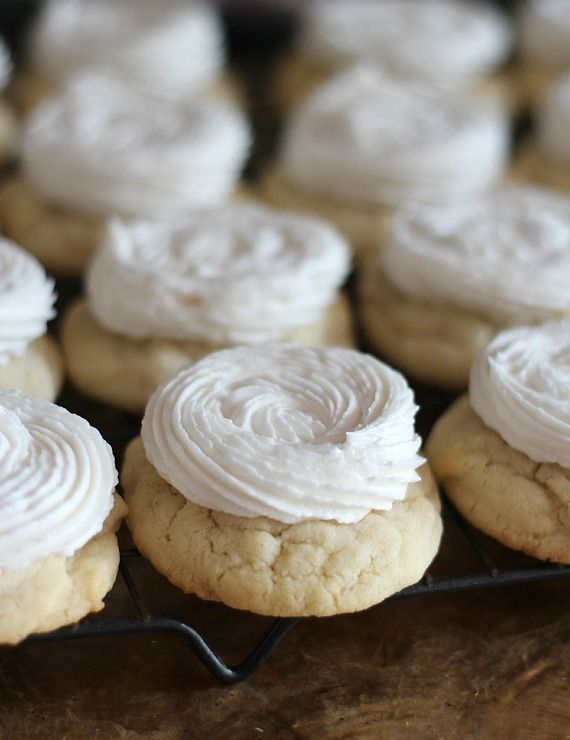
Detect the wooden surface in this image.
<box><xmin>2</xmin><ymin>571</ymin><xmax>570</xmax><ymax>739</ymax></box>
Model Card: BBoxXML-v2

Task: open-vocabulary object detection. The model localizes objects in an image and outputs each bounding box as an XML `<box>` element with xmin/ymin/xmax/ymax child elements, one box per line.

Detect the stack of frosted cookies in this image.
<box><xmin>427</xmin><ymin>321</ymin><xmax>570</xmax><ymax>563</ymax></box>
<box><xmin>62</xmin><ymin>203</ymin><xmax>354</xmax><ymax>413</ymax></box>
<box><xmin>122</xmin><ymin>344</ymin><xmax>442</xmax><ymax>617</ymax></box>
<box><xmin>275</xmin><ymin>0</ymin><xmax>513</xmax><ymax>112</ymax></box>
<box><xmin>0</xmin><ymin>237</ymin><xmax>63</xmax><ymax>400</ymax></box>
<box><xmin>0</xmin><ymin>392</ymin><xmax>126</xmax><ymax>644</ymax></box>
<box><xmin>262</xmin><ymin>65</ymin><xmax>510</xmax><ymax>259</ymax></box>
<box><xmin>10</xmin><ymin>0</ymin><xmax>235</xmax><ymax>115</ymax></box>
<box><xmin>358</xmin><ymin>186</ymin><xmax>570</xmax><ymax>388</ymax></box>
<box><xmin>0</xmin><ymin>74</ymin><xmax>250</xmax><ymax>276</ymax></box>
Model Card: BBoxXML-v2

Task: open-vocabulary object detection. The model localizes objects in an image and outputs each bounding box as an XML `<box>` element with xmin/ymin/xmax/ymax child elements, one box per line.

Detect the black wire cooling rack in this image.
<box><xmin>26</xmin><ymin>495</ymin><xmax>570</xmax><ymax>685</ymax></box>
<box><xmin>22</xmin><ymin>388</ymin><xmax>570</xmax><ymax>685</ymax></box>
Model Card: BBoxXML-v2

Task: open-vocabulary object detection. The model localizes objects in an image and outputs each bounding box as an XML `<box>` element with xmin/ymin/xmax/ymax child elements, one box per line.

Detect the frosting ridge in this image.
<box><xmin>470</xmin><ymin>320</ymin><xmax>570</xmax><ymax>467</ymax></box>
<box><xmin>87</xmin><ymin>205</ymin><xmax>351</xmax><ymax>344</ymax></box>
<box><xmin>281</xmin><ymin>66</ymin><xmax>509</xmax><ymax>206</ymax></box>
<box><xmin>30</xmin><ymin>0</ymin><xmax>224</xmax><ymax>98</ymax></box>
<box><xmin>142</xmin><ymin>344</ymin><xmax>423</xmax><ymax>524</ymax></box>
<box><xmin>303</xmin><ymin>0</ymin><xmax>511</xmax><ymax>90</ymax></box>
<box><xmin>0</xmin><ymin>392</ymin><xmax>117</xmax><ymax>571</ymax></box>
<box><xmin>381</xmin><ymin>187</ymin><xmax>570</xmax><ymax>324</ymax></box>
<box><xmin>0</xmin><ymin>238</ymin><xmax>56</xmax><ymax>367</ymax></box>
<box><xmin>23</xmin><ymin>74</ymin><xmax>250</xmax><ymax>217</ymax></box>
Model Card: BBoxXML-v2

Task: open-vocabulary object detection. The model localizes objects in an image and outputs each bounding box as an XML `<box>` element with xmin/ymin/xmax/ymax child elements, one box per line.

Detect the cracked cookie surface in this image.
<box><xmin>426</xmin><ymin>396</ymin><xmax>570</xmax><ymax>563</ymax></box>
<box><xmin>122</xmin><ymin>438</ymin><xmax>442</xmax><ymax>617</ymax></box>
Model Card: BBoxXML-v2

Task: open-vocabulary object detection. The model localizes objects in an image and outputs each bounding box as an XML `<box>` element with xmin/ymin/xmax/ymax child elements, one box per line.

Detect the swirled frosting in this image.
<box><xmin>537</xmin><ymin>72</ymin><xmax>570</xmax><ymax>167</ymax></box>
<box><xmin>142</xmin><ymin>345</ymin><xmax>423</xmax><ymax>524</ymax></box>
<box><xmin>381</xmin><ymin>187</ymin><xmax>570</xmax><ymax>325</ymax></box>
<box><xmin>23</xmin><ymin>74</ymin><xmax>250</xmax><ymax>218</ymax></box>
<box><xmin>29</xmin><ymin>0</ymin><xmax>224</xmax><ymax>98</ymax></box>
<box><xmin>87</xmin><ymin>205</ymin><xmax>351</xmax><ymax>344</ymax></box>
<box><xmin>0</xmin><ymin>238</ymin><xmax>56</xmax><ymax>367</ymax></box>
<box><xmin>281</xmin><ymin>66</ymin><xmax>509</xmax><ymax>206</ymax></box>
<box><xmin>470</xmin><ymin>320</ymin><xmax>570</xmax><ymax>468</ymax></box>
<box><xmin>520</xmin><ymin>0</ymin><xmax>570</xmax><ymax>70</ymax></box>
<box><xmin>0</xmin><ymin>391</ymin><xmax>117</xmax><ymax>572</ymax></box>
<box><xmin>302</xmin><ymin>0</ymin><xmax>511</xmax><ymax>90</ymax></box>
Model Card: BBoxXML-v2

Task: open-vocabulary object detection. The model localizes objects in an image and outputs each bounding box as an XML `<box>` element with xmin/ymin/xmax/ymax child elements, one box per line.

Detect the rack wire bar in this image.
<box><xmin>24</xmin><ymin>505</ymin><xmax>570</xmax><ymax>684</ymax></box>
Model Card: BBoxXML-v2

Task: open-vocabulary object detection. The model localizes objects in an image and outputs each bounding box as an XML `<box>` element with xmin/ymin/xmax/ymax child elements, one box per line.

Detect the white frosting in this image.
<box><xmin>22</xmin><ymin>74</ymin><xmax>250</xmax><ymax>218</ymax></box>
<box><xmin>381</xmin><ymin>187</ymin><xmax>570</xmax><ymax>325</ymax></box>
<box><xmin>0</xmin><ymin>37</ymin><xmax>12</xmax><ymax>91</ymax></box>
<box><xmin>142</xmin><ymin>345</ymin><xmax>423</xmax><ymax>524</ymax></box>
<box><xmin>88</xmin><ymin>205</ymin><xmax>351</xmax><ymax>344</ymax></box>
<box><xmin>0</xmin><ymin>238</ymin><xmax>56</xmax><ymax>367</ymax></box>
<box><xmin>520</xmin><ymin>0</ymin><xmax>570</xmax><ymax>70</ymax></box>
<box><xmin>537</xmin><ymin>72</ymin><xmax>570</xmax><ymax>167</ymax></box>
<box><xmin>0</xmin><ymin>391</ymin><xmax>117</xmax><ymax>572</ymax></box>
<box><xmin>30</xmin><ymin>0</ymin><xmax>224</xmax><ymax>98</ymax></box>
<box><xmin>281</xmin><ymin>66</ymin><xmax>509</xmax><ymax>207</ymax></box>
<box><xmin>470</xmin><ymin>320</ymin><xmax>570</xmax><ymax>468</ymax></box>
<box><xmin>303</xmin><ymin>0</ymin><xmax>512</xmax><ymax>90</ymax></box>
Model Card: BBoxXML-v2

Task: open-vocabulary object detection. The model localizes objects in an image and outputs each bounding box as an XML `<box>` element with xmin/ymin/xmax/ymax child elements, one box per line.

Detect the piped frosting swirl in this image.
<box><xmin>302</xmin><ymin>0</ymin><xmax>511</xmax><ymax>90</ymax></box>
<box><xmin>142</xmin><ymin>344</ymin><xmax>423</xmax><ymax>524</ymax></box>
<box><xmin>0</xmin><ymin>392</ymin><xmax>117</xmax><ymax>572</ymax></box>
<box><xmin>29</xmin><ymin>0</ymin><xmax>224</xmax><ymax>98</ymax></box>
<box><xmin>470</xmin><ymin>320</ymin><xmax>570</xmax><ymax>468</ymax></box>
<box><xmin>281</xmin><ymin>66</ymin><xmax>509</xmax><ymax>207</ymax></box>
<box><xmin>381</xmin><ymin>187</ymin><xmax>570</xmax><ymax>325</ymax></box>
<box><xmin>87</xmin><ymin>205</ymin><xmax>351</xmax><ymax>344</ymax></box>
<box><xmin>0</xmin><ymin>238</ymin><xmax>56</xmax><ymax>367</ymax></box>
<box><xmin>23</xmin><ymin>74</ymin><xmax>250</xmax><ymax>218</ymax></box>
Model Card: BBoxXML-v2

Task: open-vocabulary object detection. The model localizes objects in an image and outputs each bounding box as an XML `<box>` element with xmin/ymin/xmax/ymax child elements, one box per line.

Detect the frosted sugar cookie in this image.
<box><xmin>427</xmin><ymin>321</ymin><xmax>570</xmax><ymax>563</ymax></box>
<box><xmin>0</xmin><ymin>391</ymin><xmax>127</xmax><ymax>644</ymax></box>
<box><xmin>0</xmin><ymin>74</ymin><xmax>250</xmax><ymax>275</ymax></box>
<box><xmin>122</xmin><ymin>344</ymin><xmax>442</xmax><ymax>617</ymax></box>
<box><xmin>359</xmin><ymin>186</ymin><xmax>570</xmax><ymax>388</ymax></box>
<box><xmin>62</xmin><ymin>204</ymin><xmax>354</xmax><ymax>413</ymax></box>
<box><xmin>11</xmin><ymin>0</ymin><xmax>234</xmax><ymax>114</ymax></box>
<box><xmin>0</xmin><ymin>237</ymin><xmax>63</xmax><ymax>400</ymax></box>
<box><xmin>276</xmin><ymin>0</ymin><xmax>513</xmax><ymax>111</ymax></box>
<box><xmin>262</xmin><ymin>66</ymin><xmax>510</xmax><ymax>258</ymax></box>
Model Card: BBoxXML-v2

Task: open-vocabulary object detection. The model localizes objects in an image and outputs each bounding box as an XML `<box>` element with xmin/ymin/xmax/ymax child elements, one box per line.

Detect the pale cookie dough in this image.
<box><xmin>426</xmin><ymin>396</ymin><xmax>570</xmax><ymax>563</ymax></box>
<box><xmin>261</xmin><ymin>168</ymin><xmax>393</xmax><ymax>261</ymax></box>
<box><xmin>0</xmin><ymin>493</ymin><xmax>127</xmax><ymax>645</ymax></box>
<box><xmin>358</xmin><ymin>267</ymin><xmax>497</xmax><ymax>389</ymax></box>
<box><xmin>122</xmin><ymin>438</ymin><xmax>442</xmax><ymax>617</ymax></box>
<box><xmin>61</xmin><ymin>296</ymin><xmax>355</xmax><ymax>414</ymax></box>
<box><xmin>0</xmin><ymin>335</ymin><xmax>64</xmax><ymax>401</ymax></box>
<box><xmin>0</xmin><ymin>177</ymin><xmax>104</xmax><ymax>276</ymax></box>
